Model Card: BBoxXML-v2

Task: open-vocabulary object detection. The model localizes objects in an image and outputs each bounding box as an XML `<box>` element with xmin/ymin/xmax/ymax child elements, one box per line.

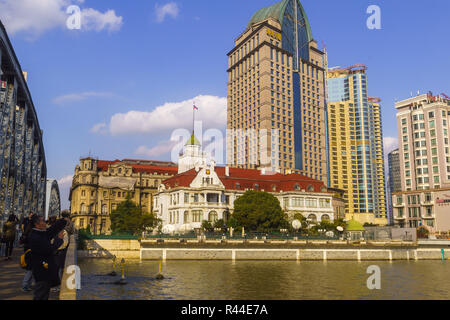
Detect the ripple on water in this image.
<box><xmin>77</xmin><ymin>259</ymin><xmax>450</xmax><ymax>300</ymax></box>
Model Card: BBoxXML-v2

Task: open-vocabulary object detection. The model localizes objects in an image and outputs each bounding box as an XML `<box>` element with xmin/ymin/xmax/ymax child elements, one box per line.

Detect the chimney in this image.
<box><xmin>225</xmin><ymin>166</ymin><xmax>229</xmax><ymax>177</ymax></box>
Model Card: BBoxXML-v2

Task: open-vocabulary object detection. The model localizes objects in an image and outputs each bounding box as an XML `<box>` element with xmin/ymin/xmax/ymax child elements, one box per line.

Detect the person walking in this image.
<box><xmin>52</xmin><ymin>227</ymin><xmax>69</xmax><ymax>293</ymax></box>
<box><xmin>2</xmin><ymin>214</ymin><xmax>18</xmax><ymax>260</ymax></box>
<box><xmin>28</xmin><ymin>215</ymin><xmax>67</xmax><ymax>300</ymax></box>
<box><xmin>21</xmin><ymin>222</ymin><xmax>34</xmax><ymax>292</ymax></box>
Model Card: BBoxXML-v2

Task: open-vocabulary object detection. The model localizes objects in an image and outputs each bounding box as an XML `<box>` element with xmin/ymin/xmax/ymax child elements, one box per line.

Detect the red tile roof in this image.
<box><xmin>97</xmin><ymin>160</ymin><xmax>178</xmax><ymax>175</ymax></box>
<box><xmin>162</xmin><ymin>166</ymin><xmax>326</xmax><ymax>193</ymax></box>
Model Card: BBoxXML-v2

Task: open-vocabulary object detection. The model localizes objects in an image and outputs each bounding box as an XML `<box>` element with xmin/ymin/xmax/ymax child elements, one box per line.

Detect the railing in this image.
<box><xmin>83</xmin><ymin>234</ymin><xmax>139</xmax><ymax>240</ymax></box>
<box><xmin>142</xmin><ymin>232</ymin><xmax>339</xmax><ymax>241</ymax></box>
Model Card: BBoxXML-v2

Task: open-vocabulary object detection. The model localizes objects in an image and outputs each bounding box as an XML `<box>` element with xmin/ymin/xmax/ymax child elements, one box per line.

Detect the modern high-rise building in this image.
<box><xmin>387</xmin><ymin>149</ymin><xmax>401</xmax><ymax>224</ymax></box>
<box><xmin>392</xmin><ymin>93</ymin><xmax>450</xmax><ymax>232</ymax></box>
<box><xmin>226</xmin><ymin>0</ymin><xmax>327</xmax><ymax>184</ymax></box>
<box><xmin>327</xmin><ymin>65</ymin><xmax>387</xmax><ymax>225</ymax></box>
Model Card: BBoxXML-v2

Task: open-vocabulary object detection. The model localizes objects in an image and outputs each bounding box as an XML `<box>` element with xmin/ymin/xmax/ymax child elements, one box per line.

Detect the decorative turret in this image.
<box><xmin>178</xmin><ymin>132</ymin><xmax>207</xmax><ymax>174</ymax></box>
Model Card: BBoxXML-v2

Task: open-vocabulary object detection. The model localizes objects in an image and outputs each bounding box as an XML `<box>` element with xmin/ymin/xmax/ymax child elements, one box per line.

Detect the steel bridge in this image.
<box><xmin>0</xmin><ymin>20</ymin><xmax>47</xmax><ymax>224</ymax></box>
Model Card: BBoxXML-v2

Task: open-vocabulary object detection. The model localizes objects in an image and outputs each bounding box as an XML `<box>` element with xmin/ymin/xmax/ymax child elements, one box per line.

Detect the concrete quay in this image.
<box><xmin>77</xmin><ymin>239</ymin><xmax>450</xmax><ymax>261</ymax></box>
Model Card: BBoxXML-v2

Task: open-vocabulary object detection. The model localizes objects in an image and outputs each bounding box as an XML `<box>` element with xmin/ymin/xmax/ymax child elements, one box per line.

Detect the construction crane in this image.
<box><xmin>368</xmin><ymin>97</ymin><xmax>382</xmax><ymax>103</ymax></box>
<box><xmin>441</xmin><ymin>93</ymin><xmax>450</xmax><ymax>100</ymax></box>
<box><xmin>328</xmin><ymin>64</ymin><xmax>367</xmax><ymax>73</ymax></box>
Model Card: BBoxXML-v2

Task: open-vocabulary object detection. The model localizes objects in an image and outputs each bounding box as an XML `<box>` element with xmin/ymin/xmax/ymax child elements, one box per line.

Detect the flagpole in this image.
<box><xmin>192</xmin><ymin>102</ymin><xmax>195</xmax><ymax>135</ymax></box>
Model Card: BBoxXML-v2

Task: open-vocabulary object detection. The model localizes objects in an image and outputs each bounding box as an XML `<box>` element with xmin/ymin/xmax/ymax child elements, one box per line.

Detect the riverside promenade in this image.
<box><xmin>0</xmin><ymin>250</ymin><xmax>58</xmax><ymax>300</ymax></box>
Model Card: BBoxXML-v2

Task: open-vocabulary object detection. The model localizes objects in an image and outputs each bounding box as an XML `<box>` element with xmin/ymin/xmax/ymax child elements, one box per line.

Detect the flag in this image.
<box><xmin>193</xmin><ymin>105</ymin><xmax>199</xmax><ymax>110</ymax></box>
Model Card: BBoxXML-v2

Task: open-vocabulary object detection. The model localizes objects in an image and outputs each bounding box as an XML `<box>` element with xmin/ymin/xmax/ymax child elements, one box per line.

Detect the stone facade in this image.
<box><xmin>69</xmin><ymin>158</ymin><xmax>177</xmax><ymax>235</ymax></box>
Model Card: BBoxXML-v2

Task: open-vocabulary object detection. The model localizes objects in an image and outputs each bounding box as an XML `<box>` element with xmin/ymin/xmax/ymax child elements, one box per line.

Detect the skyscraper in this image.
<box><xmin>387</xmin><ymin>149</ymin><xmax>401</xmax><ymax>224</ymax></box>
<box><xmin>226</xmin><ymin>0</ymin><xmax>327</xmax><ymax>183</ymax></box>
<box><xmin>392</xmin><ymin>93</ymin><xmax>450</xmax><ymax>232</ymax></box>
<box><xmin>327</xmin><ymin>65</ymin><xmax>387</xmax><ymax>225</ymax></box>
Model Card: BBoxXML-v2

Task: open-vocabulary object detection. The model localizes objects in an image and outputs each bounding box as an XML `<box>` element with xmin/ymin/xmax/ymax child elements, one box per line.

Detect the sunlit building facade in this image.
<box><xmin>226</xmin><ymin>0</ymin><xmax>327</xmax><ymax>183</ymax></box>
<box><xmin>327</xmin><ymin>65</ymin><xmax>387</xmax><ymax>225</ymax></box>
<box><xmin>393</xmin><ymin>93</ymin><xmax>450</xmax><ymax>232</ymax></box>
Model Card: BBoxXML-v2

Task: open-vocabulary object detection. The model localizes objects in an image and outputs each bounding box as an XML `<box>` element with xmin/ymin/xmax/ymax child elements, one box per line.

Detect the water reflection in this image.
<box><xmin>77</xmin><ymin>259</ymin><xmax>450</xmax><ymax>300</ymax></box>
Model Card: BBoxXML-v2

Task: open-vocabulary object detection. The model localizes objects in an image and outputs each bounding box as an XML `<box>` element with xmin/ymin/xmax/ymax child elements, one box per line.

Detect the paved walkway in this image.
<box><xmin>0</xmin><ymin>248</ymin><xmax>58</xmax><ymax>300</ymax></box>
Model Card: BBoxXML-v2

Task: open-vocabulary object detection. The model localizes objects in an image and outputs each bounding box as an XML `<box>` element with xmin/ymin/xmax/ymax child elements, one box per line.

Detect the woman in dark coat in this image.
<box><xmin>2</xmin><ymin>214</ymin><xmax>18</xmax><ymax>260</ymax></box>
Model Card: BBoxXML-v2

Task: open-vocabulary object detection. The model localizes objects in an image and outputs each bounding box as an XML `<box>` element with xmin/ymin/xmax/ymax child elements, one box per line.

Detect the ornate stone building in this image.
<box><xmin>69</xmin><ymin>158</ymin><xmax>177</xmax><ymax>235</ymax></box>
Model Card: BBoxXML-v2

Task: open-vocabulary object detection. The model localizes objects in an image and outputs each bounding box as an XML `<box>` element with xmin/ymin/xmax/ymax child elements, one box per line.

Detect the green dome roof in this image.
<box><xmin>246</xmin><ymin>0</ymin><xmax>313</xmax><ymax>43</ymax></box>
<box><xmin>186</xmin><ymin>133</ymin><xmax>201</xmax><ymax>146</ymax></box>
<box><xmin>346</xmin><ymin>219</ymin><xmax>365</xmax><ymax>232</ymax></box>
<box><xmin>247</xmin><ymin>1</ymin><xmax>284</xmax><ymax>28</ymax></box>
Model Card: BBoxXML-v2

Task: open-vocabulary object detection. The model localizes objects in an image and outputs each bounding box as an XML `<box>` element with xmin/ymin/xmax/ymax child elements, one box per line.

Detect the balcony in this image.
<box><xmin>421</xmin><ymin>201</ymin><xmax>434</xmax><ymax>206</ymax></box>
<box><xmin>394</xmin><ymin>216</ymin><xmax>406</xmax><ymax>220</ymax></box>
<box><xmin>422</xmin><ymin>215</ymin><xmax>435</xmax><ymax>220</ymax></box>
<box><xmin>393</xmin><ymin>203</ymin><xmax>405</xmax><ymax>208</ymax></box>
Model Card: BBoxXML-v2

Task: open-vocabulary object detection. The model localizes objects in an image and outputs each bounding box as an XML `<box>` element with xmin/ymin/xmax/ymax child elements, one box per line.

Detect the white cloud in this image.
<box><xmin>0</xmin><ymin>0</ymin><xmax>123</xmax><ymax>37</ymax></box>
<box><xmin>104</xmin><ymin>95</ymin><xmax>227</xmax><ymax>136</ymax></box>
<box><xmin>90</xmin><ymin>122</ymin><xmax>107</xmax><ymax>134</ymax></box>
<box><xmin>136</xmin><ymin>141</ymin><xmax>178</xmax><ymax>158</ymax></box>
<box><xmin>80</xmin><ymin>8</ymin><xmax>123</xmax><ymax>32</ymax></box>
<box><xmin>57</xmin><ymin>175</ymin><xmax>73</xmax><ymax>187</ymax></box>
<box><xmin>52</xmin><ymin>91</ymin><xmax>114</xmax><ymax>105</ymax></box>
<box><xmin>57</xmin><ymin>175</ymin><xmax>73</xmax><ymax>210</ymax></box>
<box><xmin>155</xmin><ymin>2</ymin><xmax>179</xmax><ymax>23</ymax></box>
<box><xmin>384</xmin><ymin>137</ymin><xmax>398</xmax><ymax>155</ymax></box>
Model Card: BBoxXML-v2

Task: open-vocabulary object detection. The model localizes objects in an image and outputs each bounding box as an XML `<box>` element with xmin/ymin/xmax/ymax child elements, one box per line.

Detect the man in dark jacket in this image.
<box><xmin>28</xmin><ymin>215</ymin><xmax>67</xmax><ymax>300</ymax></box>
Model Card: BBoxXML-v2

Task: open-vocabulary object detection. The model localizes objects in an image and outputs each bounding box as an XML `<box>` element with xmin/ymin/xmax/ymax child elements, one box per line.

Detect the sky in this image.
<box><xmin>0</xmin><ymin>0</ymin><xmax>449</xmax><ymax>210</ymax></box>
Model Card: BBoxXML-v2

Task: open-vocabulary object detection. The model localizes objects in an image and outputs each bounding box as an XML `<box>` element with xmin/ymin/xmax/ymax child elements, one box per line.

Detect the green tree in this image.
<box><xmin>214</xmin><ymin>219</ymin><xmax>227</xmax><ymax>232</ymax></box>
<box><xmin>201</xmin><ymin>220</ymin><xmax>214</xmax><ymax>232</ymax></box>
<box><xmin>417</xmin><ymin>226</ymin><xmax>429</xmax><ymax>239</ymax></box>
<box><xmin>232</xmin><ymin>190</ymin><xmax>288</xmax><ymax>232</ymax></box>
<box><xmin>110</xmin><ymin>195</ymin><xmax>159</xmax><ymax>235</ymax></box>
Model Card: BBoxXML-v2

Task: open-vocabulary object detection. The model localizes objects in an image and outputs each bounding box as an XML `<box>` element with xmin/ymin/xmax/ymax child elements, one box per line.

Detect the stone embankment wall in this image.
<box><xmin>77</xmin><ymin>239</ymin><xmax>450</xmax><ymax>261</ymax></box>
<box><xmin>60</xmin><ymin>235</ymin><xmax>78</xmax><ymax>300</ymax></box>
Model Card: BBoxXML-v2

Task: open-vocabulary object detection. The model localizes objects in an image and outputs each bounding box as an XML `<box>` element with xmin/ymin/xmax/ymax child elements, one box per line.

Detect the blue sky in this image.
<box><xmin>1</xmin><ymin>0</ymin><xmax>449</xmax><ymax>209</ymax></box>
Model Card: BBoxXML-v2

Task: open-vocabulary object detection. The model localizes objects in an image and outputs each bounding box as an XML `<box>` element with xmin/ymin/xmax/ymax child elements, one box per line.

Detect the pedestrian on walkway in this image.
<box><xmin>28</xmin><ymin>215</ymin><xmax>67</xmax><ymax>300</ymax></box>
<box><xmin>2</xmin><ymin>214</ymin><xmax>18</xmax><ymax>261</ymax></box>
<box><xmin>21</xmin><ymin>222</ymin><xmax>34</xmax><ymax>292</ymax></box>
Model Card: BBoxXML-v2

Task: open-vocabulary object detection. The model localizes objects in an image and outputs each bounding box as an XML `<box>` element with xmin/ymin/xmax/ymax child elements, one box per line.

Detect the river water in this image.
<box><xmin>77</xmin><ymin>259</ymin><xmax>450</xmax><ymax>300</ymax></box>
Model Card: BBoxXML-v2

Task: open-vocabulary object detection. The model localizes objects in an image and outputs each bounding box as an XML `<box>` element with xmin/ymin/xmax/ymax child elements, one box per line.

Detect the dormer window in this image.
<box><xmin>254</xmin><ymin>184</ymin><xmax>259</xmax><ymax>190</ymax></box>
<box><xmin>307</xmin><ymin>185</ymin><xmax>314</xmax><ymax>192</ymax></box>
<box><xmin>236</xmin><ymin>183</ymin><xmax>240</xmax><ymax>189</ymax></box>
<box><xmin>294</xmin><ymin>183</ymin><xmax>300</xmax><ymax>191</ymax></box>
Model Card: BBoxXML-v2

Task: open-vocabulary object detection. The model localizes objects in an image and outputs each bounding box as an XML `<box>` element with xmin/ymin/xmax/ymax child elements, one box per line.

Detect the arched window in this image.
<box><xmin>208</xmin><ymin>211</ymin><xmax>218</xmax><ymax>223</ymax></box>
<box><xmin>307</xmin><ymin>185</ymin><xmax>314</xmax><ymax>192</ymax></box>
<box><xmin>307</xmin><ymin>214</ymin><xmax>317</xmax><ymax>223</ymax></box>
<box><xmin>321</xmin><ymin>214</ymin><xmax>330</xmax><ymax>222</ymax></box>
<box><xmin>294</xmin><ymin>183</ymin><xmax>300</xmax><ymax>191</ymax></box>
